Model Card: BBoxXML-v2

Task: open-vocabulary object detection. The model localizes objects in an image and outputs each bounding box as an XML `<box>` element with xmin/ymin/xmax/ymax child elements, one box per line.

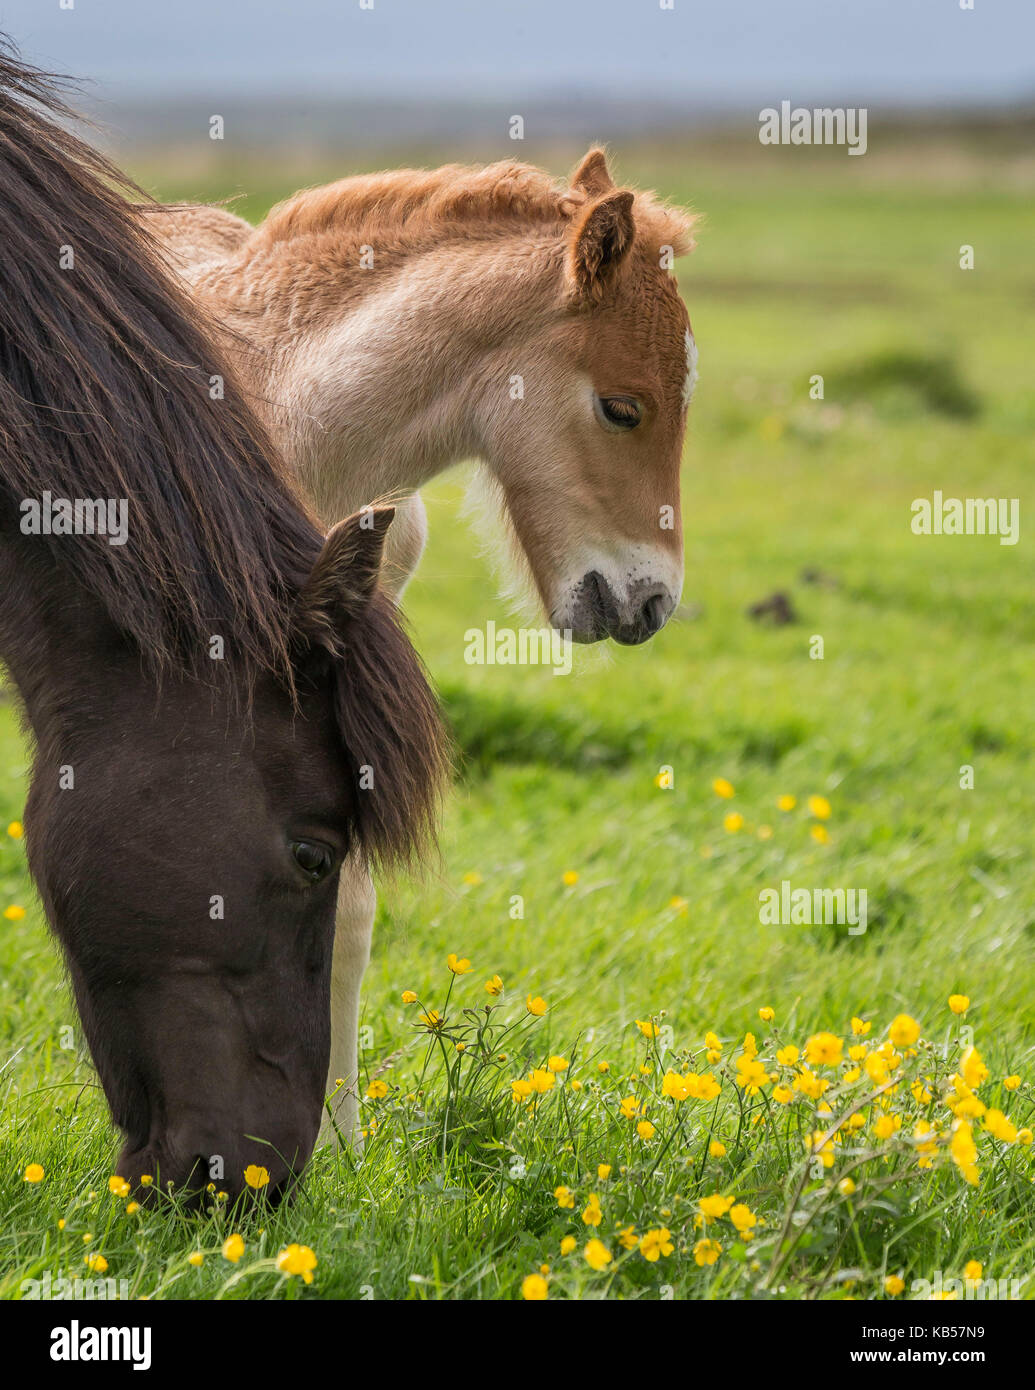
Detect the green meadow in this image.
<box><xmin>1</xmin><ymin>126</ymin><xmax>1033</xmax><ymax>1299</ymax></box>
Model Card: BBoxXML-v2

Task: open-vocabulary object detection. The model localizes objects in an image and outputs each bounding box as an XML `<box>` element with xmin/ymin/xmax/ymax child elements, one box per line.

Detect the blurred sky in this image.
<box><xmin>0</xmin><ymin>0</ymin><xmax>1031</xmax><ymax>105</ymax></box>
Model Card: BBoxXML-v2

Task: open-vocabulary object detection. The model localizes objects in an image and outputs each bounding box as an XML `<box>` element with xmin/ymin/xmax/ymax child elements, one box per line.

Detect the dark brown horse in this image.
<box><xmin>0</xmin><ymin>45</ymin><xmax>446</xmax><ymax>1200</ymax></box>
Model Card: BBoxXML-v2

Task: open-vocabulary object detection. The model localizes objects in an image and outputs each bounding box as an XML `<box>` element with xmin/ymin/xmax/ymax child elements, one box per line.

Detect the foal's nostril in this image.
<box><xmin>639</xmin><ymin>593</ymin><xmax>668</xmax><ymax>640</ymax></box>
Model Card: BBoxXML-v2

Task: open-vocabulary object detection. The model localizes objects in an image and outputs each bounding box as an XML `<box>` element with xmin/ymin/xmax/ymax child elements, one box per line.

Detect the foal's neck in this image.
<box><xmin>200</xmin><ymin>234</ymin><xmax>560</xmax><ymax>523</ymax></box>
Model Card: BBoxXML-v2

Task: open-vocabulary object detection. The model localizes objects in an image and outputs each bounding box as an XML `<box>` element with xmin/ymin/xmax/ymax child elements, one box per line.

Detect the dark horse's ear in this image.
<box><xmin>295</xmin><ymin>506</ymin><xmax>395</xmax><ymax>648</ymax></box>
<box><xmin>567</xmin><ymin>189</ymin><xmax>636</xmax><ymax>303</ymax></box>
<box><xmin>295</xmin><ymin>506</ymin><xmax>448</xmax><ymax>871</ymax></box>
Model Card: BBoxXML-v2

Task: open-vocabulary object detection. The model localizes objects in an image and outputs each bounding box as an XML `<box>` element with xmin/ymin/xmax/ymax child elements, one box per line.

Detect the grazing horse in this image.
<box><xmin>151</xmin><ymin>150</ymin><xmax>698</xmax><ymax>1143</ymax></box>
<box><xmin>0</xmin><ymin>47</ymin><xmax>446</xmax><ymax>1200</ymax></box>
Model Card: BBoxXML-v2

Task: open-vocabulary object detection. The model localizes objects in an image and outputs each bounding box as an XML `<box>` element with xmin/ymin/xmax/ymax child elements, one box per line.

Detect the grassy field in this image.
<box><xmin>1</xmin><ymin>128</ymin><xmax>1033</xmax><ymax>1300</ymax></box>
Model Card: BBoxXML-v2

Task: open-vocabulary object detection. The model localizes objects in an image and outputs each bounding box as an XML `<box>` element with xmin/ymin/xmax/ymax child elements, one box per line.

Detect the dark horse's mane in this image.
<box><xmin>0</xmin><ymin>42</ymin><xmax>321</xmax><ymax>682</ymax></box>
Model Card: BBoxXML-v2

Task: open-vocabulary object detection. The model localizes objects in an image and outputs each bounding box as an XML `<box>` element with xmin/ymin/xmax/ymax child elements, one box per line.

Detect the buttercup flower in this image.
<box><xmin>776</xmin><ymin>794</ymin><xmax>796</xmax><ymax>812</ymax></box>
<box><xmin>187</xmin><ymin>1252</ymin><xmax>203</xmax><ymax>1267</ymax></box>
<box><xmin>948</xmin><ymin>995</ymin><xmax>970</xmax><ymax>1015</ymax></box>
<box><xmin>446</xmin><ymin>953</ymin><xmax>471</xmax><ymax>975</ymax></box>
<box><xmin>694</xmin><ymin>1238</ymin><xmax>722</xmax><ymax>1266</ymax></box>
<box><xmin>885</xmin><ymin>1275</ymin><xmax>905</xmax><ymax>1296</ymax></box>
<box><xmin>805</xmin><ymin>1032</ymin><xmax>843</xmax><ymax>1067</ymax></box>
<box><xmin>709</xmin><ymin>1141</ymin><xmax>727</xmax><ymax>1158</ymax></box>
<box><xmin>562</xmin><ymin>870</ymin><xmax>579</xmax><ymax>887</ymax></box>
<box><xmin>582</xmin><ymin>1193</ymin><xmax>603</xmax><ymax>1227</ymax></box>
<box><xmin>3</xmin><ymin>905</ymin><xmax>25</xmax><ymax>921</ymax></box>
<box><xmin>1004</xmin><ymin>1074</ymin><xmax>1021</xmax><ymax>1091</ymax></box>
<box><xmin>277</xmin><ymin>1243</ymin><xmax>317</xmax><ymax>1284</ymax></box>
<box><xmin>547</xmin><ymin>1055</ymin><xmax>568</xmax><ymax>1072</ymax></box>
<box><xmin>639</xmin><ymin>1228</ymin><xmax>674</xmax><ymax>1261</ymax></box>
<box><xmin>7</xmin><ymin>821</ymin><xmax>23</xmax><ymax>838</ymax></box>
<box><xmin>583</xmin><ymin>1238</ymin><xmax>612</xmax><ymax>1270</ymax></box>
<box><xmin>222</xmin><ymin>1234</ymin><xmax>245</xmax><ymax>1263</ymax></box>
<box><xmin>521</xmin><ymin>1272</ymin><xmax>548</xmax><ymax>1300</ymax></box>
<box><xmin>808</xmin><ymin>794</ymin><xmax>831</xmax><ymax>820</ymax></box>
<box><xmin>888</xmin><ymin>1014</ymin><xmax>920</xmax><ymax>1048</ymax></box>
<box><xmin>526</xmin><ymin>995</ymin><xmax>547</xmax><ymax>1017</ymax></box>
<box><xmin>597</xmin><ymin>1164</ymin><xmax>612</xmax><ymax>1181</ymax></box>
<box><xmin>729</xmin><ymin>1203</ymin><xmax>757</xmax><ymax>1235</ymax></box>
<box><xmin>723</xmin><ymin>812</ymin><xmax>744</xmax><ymax>833</ymax></box>
<box><xmin>698</xmin><ymin>1194</ymin><xmax>733</xmax><ymax>1222</ymax></box>
<box><xmin>365</xmin><ymin>1080</ymin><xmax>389</xmax><ymax>1100</ymax></box>
<box><xmin>712</xmin><ymin>778</ymin><xmax>735</xmax><ymax>799</ymax></box>
<box><xmin>554</xmin><ymin>1186</ymin><xmax>575</xmax><ymax>1209</ymax></box>
<box><xmin>23</xmin><ymin>1163</ymin><xmax>44</xmax><ymax>1183</ymax></box>
<box><xmin>401</xmin><ymin>990</ymin><xmax>417</xmax><ymax>1004</ymax></box>
<box><xmin>528</xmin><ymin>1068</ymin><xmax>555</xmax><ymax>1094</ymax></box>
<box><xmin>484</xmin><ymin>975</ymin><xmax>503</xmax><ymax>996</ymax></box>
<box><xmin>758</xmin><ymin>1006</ymin><xmax>775</xmax><ymax>1024</ymax></box>
<box><xmin>560</xmin><ymin>1235</ymin><xmax>577</xmax><ymax>1256</ymax></box>
<box><xmin>108</xmin><ymin>1175</ymin><xmax>130</xmax><ymax>1198</ymax></box>
<box><xmin>83</xmin><ymin>1255</ymin><xmax>108</xmax><ymax>1273</ymax></box>
<box><xmin>636</xmin><ymin>1120</ymin><xmax>656</xmax><ymax>1140</ymax></box>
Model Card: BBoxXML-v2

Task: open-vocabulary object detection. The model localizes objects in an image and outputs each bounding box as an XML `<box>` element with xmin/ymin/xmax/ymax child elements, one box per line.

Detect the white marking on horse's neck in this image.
<box><xmin>682</xmin><ymin>328</ymin><xmax>698</xmax><ymax>409</ymax></box>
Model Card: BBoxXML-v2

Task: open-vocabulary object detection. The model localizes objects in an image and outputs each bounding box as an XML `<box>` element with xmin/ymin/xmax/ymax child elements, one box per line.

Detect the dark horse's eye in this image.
<box><xmin>290</xmin><ymin>840</ymin><xmax>334</xmax><ymax>883</ymax></box>
<box><xmin>595</xmin><ymin>394</ymin><xmax>643</xmax><ymax>431</ymax></box>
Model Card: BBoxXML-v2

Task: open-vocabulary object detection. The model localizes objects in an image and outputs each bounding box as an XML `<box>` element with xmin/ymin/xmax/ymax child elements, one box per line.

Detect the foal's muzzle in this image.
<box><xmin>566</xmin><ymin>571</ymin><xmax>676</xmax><ymax>645</ymax></box>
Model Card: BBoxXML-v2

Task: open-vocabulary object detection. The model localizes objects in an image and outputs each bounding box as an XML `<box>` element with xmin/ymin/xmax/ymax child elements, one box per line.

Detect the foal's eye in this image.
<box><xmin>290</xmin><ymin>840</ymin><xmax>334</xmax><ymax>883</ymax></box>
<box><xmin>595</xmin><ymin>394</ymin><xmax>643</xmax><ymax>431</ymax></box>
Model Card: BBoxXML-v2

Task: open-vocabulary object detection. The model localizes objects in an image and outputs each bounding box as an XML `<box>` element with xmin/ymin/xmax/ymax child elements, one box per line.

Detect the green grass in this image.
<box><xmin>1</xmin><ymin>131</ymin><xmax>1034</xmax><ymax>1300</ymax></box>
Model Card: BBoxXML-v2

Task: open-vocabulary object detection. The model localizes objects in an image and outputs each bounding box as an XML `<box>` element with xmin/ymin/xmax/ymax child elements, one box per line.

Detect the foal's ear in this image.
<box><xmin>567</xmin><ymin>189</ymin><xmax>636</xmax><ymax>303</ymax></box>
<box><xmin>570</xmin><ymin>147</ymin><xmax>615</xmax><ymax>198</ymax></box>
<box><xmin>295</xmin><ymin>506</ymin><xmax>395</xmax><ymax>650</ymax></box>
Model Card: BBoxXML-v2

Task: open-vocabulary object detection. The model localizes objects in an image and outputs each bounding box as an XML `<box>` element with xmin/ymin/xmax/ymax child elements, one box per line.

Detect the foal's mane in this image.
<box><xmin>253</xmin><ymin>157</ymin><xmax>696</xmax><ymax>260</ymax></box>
<box><xmin>0</xmin><ymin>44</ymin><xmax>321</xmax><ymax>683</ymax></box>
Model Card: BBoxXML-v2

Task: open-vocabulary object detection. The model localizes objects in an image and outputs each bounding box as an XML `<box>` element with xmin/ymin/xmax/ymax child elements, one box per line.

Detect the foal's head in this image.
<box><xmin>481</xmin><ymin>149</ymin><xmax>697</xmax><ymax>645</ymax></box>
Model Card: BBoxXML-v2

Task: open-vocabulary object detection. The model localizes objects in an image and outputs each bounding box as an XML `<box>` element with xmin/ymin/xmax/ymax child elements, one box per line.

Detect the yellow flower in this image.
<box><xmin>805</xmin><ymin>1032</ymin><xmax>843</xmax><ymax>1067</ymax></box>
<box><xmin>964</xmin><ymin>1260</ymin><xmax>982</xmax><ymax>1283</ymax></box>
<box><xmin>83</xmin><ymin>1254</ymin><xmax>108</xmax><ymax>1273</ymax></box>
<box><xmin>562</xmin><ymin>870</ymin><xmax>579</xmax><ymax>887</ymax></box>
<box><xmin>810</xmin><ymin>825</ymin><xmax>829</xmax><ymax>844</ymax></box>
<box><xmin>729</xmin><ymin>1203</ymin><xmax>757</xmax><ymax>1235</ymax></box>
<box><xmin>708</xmin><ymin>1141</ymin><xmax>727</xmax><ymax>1158</ymax></box>
<box><xmin>712</xmin><ymin>777</ymin><xmax>735</xmax><ymax>799</ymax></box>
<box><xmin>793</xmin><ymin>1069</ymin><xmax>829</xmax><ymax>1100</ymax></box>
<box><xmin>23</xmin><ymin>1163</ymin><xmax>44</xmax><ymax>1183</ymax></box>
<box><xmin>462</xmin><ymin>871</ymin><xmax>482</xmax><ymax>885</ymax></box>
<box><xmin>984</xmin><ymin>1110</ymin><xmax>1017</xmax><ymax>1143</ymax></box>
<box><xmin>885</xmin><ymin>1275</ymin><xmax>905</xmax><ymax>1296</ymax></box>
<box><xmin>772</xmin><ymin>1085</ymin><xmax>793</xmax><ymax>1105</ymax></box>
<box><xmin>636</xmin><ymin>1119</ymin><xmax>656</xmax><ymax>1141</ymax></box>
<box><xmin>419</xmin><ymin>1009</ymin><xmax>443</xmax><ymax>1029</ymax></box>
<box><xmin>960</xmin><ymin>1046</ymin><xmax>989</xmax><ymax>1089</ymax></box>
<box><xmin>948</xmin><ymin>994</ymin><xmax>970</xmax><ymax>1015</ymax></box>
<box><xmin>526</xmin><ymin>995</ymin><xmax>547</xmax><ymax>1018</ymax></box>
<box><xmin>582</xmin><ymin>1194</ymin><xmax>603</xmax><ymax>1227</ymax></box>
<box><xmin>521</xmin><ymin>1272</ymin><xmax>549</xmax><ymax>1300</ymax></box>
<box><xmin>950</xmin><ymin>1121</ymin><xmax>980</xmax><ymax>1185</ymax></box>
<box><xmin>776</xmin><ymin>794</ymin><xmax>796</xmax><ymax>812</ymax></box>
<box><xmin>365</xmin><ymin>1080</ymin><xmax>388</xmax><ymax>1100</ymax></box>
<box><xmin>694</xmin><ymin>1238</ymin><xmax>722</xmax><ymax>1266</ymax></box>
<box><xmin>547</xmin><ymin>1055</ymin><xmax>568</xmax><ymax>1073</ymax></box>
<box><xmin>222</xmin><ymin>1234</ymin><xmax>245</xmax><ymax>1263</ymax></box>
<box><xmin>485</xmin><ymin>975</ymin><xmax>503</xmax><ymax>996</ymax></box>
<box><xmin>775</xmin><ymin>1045</ymin><xmax>799</xmax><ymax>1066</ymax></box>
<box><xmin>888</xmin><ymin>1014</ymin><xmax>920</xmax><ymax>1048</ymax></box>
<box><xmin>597</xmin><ymin>1060</ymin><xmax>610</xmax><ymax>1074</ymax></box>
<box><xmin>583</xmin><ymin>1238</ymin><xmax>612</xmax><ymax>1271</ymax></box>
<box><xmin>570</xmin><ymin>1079</ymin><xmax>583</xmax><ymax>1092</ymax></box>
<box><xmin>528</xmin><ymin>1068</ymin><xmax>555</xmax><ymax>1095</ymax></box>
<box><xmin>446</xmin><ymin>953</ymin><xmax>471</xmax><ymax>975</ymax></box>
<box><xmin>1019</xmin><ymin>1129</ymin><xmax>1034</xmax><ymax>1146</ymax></box>
<box><xmin>662</xmin><ymin>1070</ymin><xmax>691</xmax><ymax>1101</ymax></box>
<box><xmin>723</xmin><ymin>812</ymin><xmax>744</xmax><ymax>833</ymax></box>
<box><xmin>597</xmin><ymin>1164</ymin><xmax>612</xmax><ymax>1181</ymax></box>
<box><xmin>3</xmin><ymin>904</ymin><xmax>26</xmax><ymax>921</ymax></box>
<box><xmin>851</xmin><ymin>1017</ymin><xmax>871</xmax><ymax>1036</ymax></box>
<box><xmin>7</xmin><ymin>821</ymin><xmax>23</xmax><ymax>838</ymax></box>
<box><xmin>107</xmin><ymin>1175</ymin><xmax>130</xmax><ymax>1198</ymax></box>
<box><xmin>401</xmin><ymin>990</ymin><xmax>418</xmax><ymax>1004</ymax></box>
<box><xmin>1004</xmin><ymin>1074</ymin><xmax>1021</xmax><ymax>1091</ymax></box>
<box><xmin>705</xmin><ymin>1031</ymin><xmax>722</xmax><ymax>1052</ymax></box>
<box><xmin>554</xmin><ymin>1186</ymin><xmax>575</xmax><ymax>1209</ymax></box>
<box><xmin>618</xmin><ymin>1226</ymin><xmax>639</xmax><ymax>1250</ymax></box>
<box><xmin>838</xmin><ymin>1178</ymin><xmax>856</xmax><ymax>1196</ymax></box>
<box><xmin>560</xmin><ymin>1235</ymin><xmax>577</xmax><ymax>1256</ymax></box>
<box><xmin>736</xmin><ymin>1057</ymin><xmax>769</xmax><ymax>1095</ymax></box>
<box><xmin>808</xmin><ymin>794</ymin><xmax>831</xmax><ymax>820</ymax></box>
<box><xmin>619</xmin><ymin>1096</ymin><xmax>643</xmax><ymax>1120</ymax></box>
<box><xmin>698</xmin><ymin>1194</ymin><xmax>734</xmax><ymax>1222</ymax></box>
<box><xmin>187</xmin><ymin>1251</ymin><xmax>204</xmax><ymax>1267</ymax></box>
<box><xmin>635</xmin><ymin>1017</ymin><xmax>659</xmax><ymax>1038</ymax></box>
<box><xmin>758</xmin><ymin>1006</ymin><xmax>775</xmax><ymax>1024</ymax></box>
<box><xmin>639</xmin><ymin>1228</ymin><xmax>674</xmax><ymax>1261</ymax></box>
<box><xmin>874</xmin><ymin>1114</ymin><xmax>901</xmax><ymax>1141</ymax></box>
<box><xmin>125</xmin><ymin>1202</ymin><xmax>140</xmax><ymax>1215</ymax></box>
<box><xmin>511</xmin><ymin>1078</ymin><xmax>533</xmax><ymax>1102</ymax></box>
<box><xmin>669</xmin><ymin>895</ymin><xmax>689</xmax><ymax>914</ymax></box>
<box><xmin>139</xmin><ymin>1174</ymin><xmax>152</xmax><ymax>1186</ymax></box>
<box><xmin>277</xmin><ymin>1243</ymin><xmax>318</xmax><ymax>1284</ymax></box>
